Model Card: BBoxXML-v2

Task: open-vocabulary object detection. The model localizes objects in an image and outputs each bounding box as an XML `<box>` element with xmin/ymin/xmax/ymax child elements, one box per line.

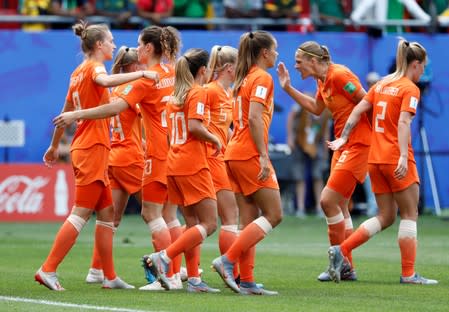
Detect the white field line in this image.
<box><xmin>0</xmin><ymin>295</ymin><xmax>164</xmax><ymax>312</ymax></box>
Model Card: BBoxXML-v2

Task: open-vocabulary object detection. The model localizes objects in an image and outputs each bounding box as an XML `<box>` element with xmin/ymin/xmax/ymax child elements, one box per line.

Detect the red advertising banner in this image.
<box><xmin>0</xmin><ymin>164</ymin><xmax>75</xmax><ymax>222</ymax></box>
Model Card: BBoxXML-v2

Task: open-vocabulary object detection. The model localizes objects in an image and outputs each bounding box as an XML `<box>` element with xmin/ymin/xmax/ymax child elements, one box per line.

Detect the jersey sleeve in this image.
<box><xmin>400</xmin><ymin>84</ymin><xmax>420</xmax><ymax>115</ymax></box>
<box><xmin>332</xmin><ymin>68</ymin><xmax>363</xmax><ymax>103</ymax></box>
<box><xmin>116</xmin><ymin>80</ymin><xmax>146</xmax><ymax>113</ymax></box>
<box><xmin>91</xmin><ymin>62</ymin><xmax>107</xmax><ymax>81</ymax></box>
<box><xmin>249</xmin><ymin>72</ymin><xmax>273</xmax><ymax>109</ymax></box>
<box><xmin>187</xmin><ymin>87</ymin><xmax>208</xmax><ymax>121</ymax></box>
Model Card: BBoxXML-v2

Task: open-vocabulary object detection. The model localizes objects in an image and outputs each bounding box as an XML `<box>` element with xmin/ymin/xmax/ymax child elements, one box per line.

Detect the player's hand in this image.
<box><xmin>53</xmin><ymin>112</ymin><xmax>77</xmax><ymax>128</ymax></box>
<box><xmin>211</xmin><ymin>137</ymin><xmax>222</xmax><ymax>157</ymax></box>
<box><xmin>277</xmin><ymin>62</ymin><xmax>291</xmax><ymax>90</ymax></box>
<box><xmin>143</xmin><ymin>71</ymin><xmax>160</xmax><ymax>84</ymax></box>
<box><xmin>43</xmin><ymin>146</ymin><xmax>58</xmax><ymax>168</ymax></box>
<box><xmin>327</xmin><ymin>137</ymin><xmax>347</xmax><ymax>151</ymax></box>
<box><xmin>394</xmin><ymin>156</ymin><xmax>408</xmax><ymax>180</ymax></box>
<box><xmin>257</xmin><ymin>154</ymin><xmax>270</xmax><ymax>181</ymax></box>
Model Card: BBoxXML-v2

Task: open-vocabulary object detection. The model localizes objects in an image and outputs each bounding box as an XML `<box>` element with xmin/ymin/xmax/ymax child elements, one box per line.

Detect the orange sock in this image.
<box><xmin>184</xmin><ymin>244</ymin><xmax>201</xmax><ymax>278</ymax></box>
<box><xmin>169</xmin><ymin>225</ymin><xmax>183</xmax><ymax>274</ymax></box>
<box><xmin>328</xmin><ymin>221</ymin><xmax>346</xmax><ymax>246</ymax></box>
<box><xmin>219</xmin><ymin>226</ymin><xmax>238</xmax><ymax>277</ymax></box>
<box><xmin>152</xmin><ymin>229</ymin><xmax>172</xmax><ymax>252</ymax></box>
<box><xmin>42</xmin><ymin>219</ymin><xmax>80</xmax><ymax>272</ymax></box>
<box><xmin>226</xmin><ymin>222</ymin><xmax>266</xmax><ymax>263</ymax></box>
<box><xmin>398</xmin><ymin>237</ymin><xmax>417</xmax><ymax>277</ymax></box>
<box><xmin>341</xmin><ymin>217</ymin><xmax>381</xmax><ymax>258</ymax></box>
<box><xmin>398</xmin><ymin>220</ymin><xmax>417</xmax><ymax>277</ymax></box>
<box><xmin>344</xmin><ymin>227</ymin><xmax>354</xmax><ymax>267</ymax></box>
<box><xmin>90</xmin><ymin>241</ymin><xmax>102</xmax><ymax>270</ymax></box>
<box><xmin>341</xmin><ymin>227</ymin><xmax>370</xmax><ymax>258</ymax></box>
<box><xmin>219</xmin><ymin>227</ymin><xmax>238</xmax><ymax>255</ymax></box>
<box><xmin>95</xmin><ymin>221</ymin><xmax>116</xmax><ymax>280</ymax></box>
<box><xmin>166</xmin><ymin>225</ymin><xmax>205</xmax><ymax>260</ymax></box>
<box><xmin>239</xmin><ymin>245</ymin><xmax>255</xmax><ymax>283</ymax></box>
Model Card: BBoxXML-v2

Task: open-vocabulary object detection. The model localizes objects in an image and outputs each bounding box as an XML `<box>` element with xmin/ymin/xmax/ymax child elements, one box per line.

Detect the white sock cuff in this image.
<box><xmin>166</xmin><ymin>219</ymin><xmax>182</xmax><ymax>229</ymax></box>
<box><xmin>67</xmin><ymin>214</ymin><xmax>86</xmax><ymax>232</ymax></box>
<box><xmin>344</xmin><ymin>217</ymin><xmax>353</xmax><ymax>230</ymax></box>
<box><xmin>148</xmin><ymin>217</ymin><xmax>167</xmax><ymax>233</ymax></box>
<box><xmin>326</xmin><ymin>212</ymin><xmax>344</xmax><ymax>225</ymax></box>
<box><xmin>361</xmin><ymin>217</ymin><xmax>382</xmax><ymax>237</ymax></box>
<box><xmin>96</xmin><ymin>220</ymin><xmax>114</xmax><ymax>230</ymax></box>
<box><xmin>253</xmin><ymin>216</ymin><xmax>273</xmax><ymax>234</ymax></box>
<box><xmin>195</xmin><ymin>224</ymin><xmax>207</xmax><ymax>239</ymax></box>
<box><xmin>398</xmin><ymin>219</ymin><xmax>417</xmax><ymax>239</ymax></box>
<box><xmin>221</xmin><ymin>224</ymin><xmax>238</xmax><ymax>233</ymax></box>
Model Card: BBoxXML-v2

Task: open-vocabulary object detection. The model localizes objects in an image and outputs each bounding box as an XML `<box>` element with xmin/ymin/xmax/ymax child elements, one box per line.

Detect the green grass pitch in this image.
<box><xmin>1</xmin><ymin>215</ymin><xmax>448</xmax><ymax>312</ymax></box>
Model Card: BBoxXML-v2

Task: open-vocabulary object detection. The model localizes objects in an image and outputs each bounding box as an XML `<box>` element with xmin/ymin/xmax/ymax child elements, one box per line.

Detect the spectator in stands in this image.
<box><xmin>350</xmin><ymin>0</ymin><xmax>431</xmax><ymax>34</ymax></box>
<box><xmin>310</xmin><ymin>0</ymin><xmax>352</xmax><ymax>32</ymax></box>
<box><xmin>172</xmin><ymin>0</ymin><xmax>209</xmax><ymax>29</ymax></box>
<box><xmin>136</xmin><ymin>0</ymin><xmax>173</xmax><ymax>25</ymax></box>
<box><xmin>93</xmin><ymin>0</ymin><xmax>137</xmax><ymax>29</ymax></box>
<box><xmin>263</xmin><ymin>0</ymin><xmax>303</xmax><ymax>31</ymax></box>
<box><xmin>20</xmin><ymin>0</ymin><xmax>51</xmax><ymax>31</ymax></box>
<box><xmin>50</xmin><ymin>0</ymin><xmax>95</xmax><ymax>29</ymax></box>
<box><xmin>287</xmin><ymin>102</ymin><xmax>329</xmax><ymax>218</ymax></box>
<box><xmin>224</xmin><ymin>0</ymin><xmax>263</xmax><ymax>18</ymax></box>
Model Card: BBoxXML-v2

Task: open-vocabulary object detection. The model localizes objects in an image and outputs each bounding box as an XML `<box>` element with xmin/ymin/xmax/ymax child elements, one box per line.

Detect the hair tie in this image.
<box><xmin>184</xmin><ymin>55</ymin><xmax>192</xmax><ymax>64</ymax></box>
<box><xmin>249</xmin><ymin>32</ymin><xmax>254</xmax><ymax>39</ymax></box>
<box><xmin>217</xmin><ymin>46</ymin><xmax>222</xmax><ymax>52</ymax></box>
<box><xmin>404</xmin><ymin>41</ymin><xmax>410</xmax><ymax>47</ymax></box>
<box><xmin>125</xmin><ymin>47</ymin><xmax>129</xmax><ymax>52</ymax></box>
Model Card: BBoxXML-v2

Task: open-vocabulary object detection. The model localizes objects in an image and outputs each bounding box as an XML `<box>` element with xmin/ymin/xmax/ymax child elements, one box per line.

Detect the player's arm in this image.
<box><xmin>53</xmin><ymin>99</ymin><xmax>128</xmax><ymax>127</ymax></box>
<box><xmin>394</xmin><ymin>111</ymin><xmax>414</xmax><ymax>179</ymax></box>
<box><xmin>277</xmin><ymin>62</ymin><xmax>326</xmax><ymax>115</ymax></box>
<box><xmin>43</xmin><ymin>99</ymin><xmax>75</xmax><ymax>166</ymax></box>
<box><xmin>188</xmin><ymin>118</ymin><xmax>222</xmax><ymax>154</ymax></box>
<box><xmin>248</xmin><ymin>101</ymin><xmax>270</xmax><ymax>181</ymax></box>
<box><xmin>328</xmin><ymin>99</ymin><xmax>372</xmax><ymax>150</ymax></box>
<box><xmin>94</xmin><ymin>71</ymin><xmax>159</xmax><ymax>88</ymax></box>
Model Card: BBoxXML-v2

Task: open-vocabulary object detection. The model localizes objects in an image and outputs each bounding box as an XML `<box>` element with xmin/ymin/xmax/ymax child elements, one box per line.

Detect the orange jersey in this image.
<box><xmin>109</xmin><ymin>87</ymin><xmax>144</xmax><ymax>167</ymax></box>
<box><xmin>365</xmin><ymin>77</ymin><xmax>419</xmax><ymax>165</ymax></box>
<box><xmin>316</xmin><ymin>64</ymin><xmax>371</xmax><ymax>147</ymax></box>
<box><xmin>205</xmin><ymin>80</ymin><xmax>233</xmax><ymax>151</ymax></box>
<box><xmin>116</xmin><ymin>63</ymin><xmax>175</xmax><ymax>161</ymax></box>
<box><xmin>66</xmin><ymin>60</ymin><xmax>111</xmax><ymax>151</ymax></box>
<box><xmin>166</xmin><ymin>84</ymin><xmax>209</xmax><ymax>176</ymax></box>
<box><xmin>225</xmin><ymin>66</ymin><xmax>274</xmax><ymax>161</ymax></box>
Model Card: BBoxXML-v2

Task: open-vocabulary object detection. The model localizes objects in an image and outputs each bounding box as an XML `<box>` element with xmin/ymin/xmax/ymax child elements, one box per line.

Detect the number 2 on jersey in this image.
<box><xmin>375</xmin><ymin>101</ymin><xmax>387</xmax><ymax>133</ymax></box>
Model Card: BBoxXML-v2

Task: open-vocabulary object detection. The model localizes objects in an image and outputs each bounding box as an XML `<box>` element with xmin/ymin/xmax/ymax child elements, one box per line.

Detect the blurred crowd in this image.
<box><xmin>1</xmin><ymin>0</ymin><xmax>449</xmax><ymax>33</ymax></box>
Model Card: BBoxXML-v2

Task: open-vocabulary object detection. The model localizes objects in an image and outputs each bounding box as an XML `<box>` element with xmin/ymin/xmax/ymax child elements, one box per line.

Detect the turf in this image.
<box><xmin>0</xmin><ymin>215</ymin><xmax>448</xmax><ymax>312</ymax></box>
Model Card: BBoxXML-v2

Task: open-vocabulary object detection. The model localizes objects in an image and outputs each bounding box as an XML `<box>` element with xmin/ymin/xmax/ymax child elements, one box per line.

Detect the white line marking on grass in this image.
<box><xmin>0</xmin><ymin>296</ymin><xmax>164</xmax><ymax>312</ymax></box>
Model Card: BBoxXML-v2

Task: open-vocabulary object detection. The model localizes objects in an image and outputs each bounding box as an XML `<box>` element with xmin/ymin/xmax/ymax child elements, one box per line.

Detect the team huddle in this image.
<box><xmin>34</xmin><ymin>19</ymin><xmax>437</xmax><ymax>295</ymax></box>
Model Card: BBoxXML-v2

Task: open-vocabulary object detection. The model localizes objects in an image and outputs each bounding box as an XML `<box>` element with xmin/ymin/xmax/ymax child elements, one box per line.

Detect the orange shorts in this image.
<box><xmin>326</xmin><ymin>169</ymin><xmax>357</xmax><ymax>199</ymax></box>
<box><xmin>109</xmin><ymin>163</ymin><xmax>143</xmax><ymax>194</ymax></box>
<box><xmin>368</xmin><ymin>162</ymin><xmax>420</xmax><ymax>194</ymax></box>
<box><xmin>75</xmin><ymin>180</ymin><xmax>113</xmax><ymax>210</ymax></box>
<box><xmin>331</xmin><ymin>143</ymin><xmax>369</xmax><ymax>183</ymax></box>
<box><xmin>207</xmin><ymin>156</ymin><xmax>232</xmax><ymax>193</ymax></box>
<box><xmin>71</xmin><ymin>144</ymin><xmax>109</xmax><ymax>186</ymax></box>
<box><xmin>167</xmin><ymin>168</ymin><xmax>216</xmax><ymax>207</ymax></box>
<box><xmin>143</xmin><ymin>157</ymin><xmax>167</xmax><ymax>186</ymax></box>
<box><xmin>142</xmin><ymin>181</ymin><xmax>167</xmax><ymax>204</ymax></box>
<box><xmin>226</xmin><ymin>156</ymin><xmax>279</xmax><ymax>196</ymax></box>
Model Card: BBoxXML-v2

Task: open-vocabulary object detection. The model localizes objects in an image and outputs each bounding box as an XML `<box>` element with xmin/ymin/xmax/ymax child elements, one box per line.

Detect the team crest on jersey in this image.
<box><xmin>255</xmin><ymin>85</ymin><xmax>268</xmax><ymax>99</ymax></box>
<box><xmin>343</xmin><ymin>82</ymin><xmax>356</xmax><ymax>94</ymax></box>
<box><xmin>122</xmin><ymin>84</ymin><xmax>133</xmax><ymax>95</ymax></box>
<box><xmin>197</xmin><ymin>102</ymin><xmax>205</xmax><ymax>115</ymax></box>
<box><xmin>409</xmin><ymin>96</ymin><xmax>418</xmax><ymax>109</ymax></box>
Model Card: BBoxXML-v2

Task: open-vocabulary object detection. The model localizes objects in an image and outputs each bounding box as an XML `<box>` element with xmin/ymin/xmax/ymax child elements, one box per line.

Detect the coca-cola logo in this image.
<box><xmin>0</xmin><ymin>175</ymin><xmax>49</xmax><ymax>214</ymax></box>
